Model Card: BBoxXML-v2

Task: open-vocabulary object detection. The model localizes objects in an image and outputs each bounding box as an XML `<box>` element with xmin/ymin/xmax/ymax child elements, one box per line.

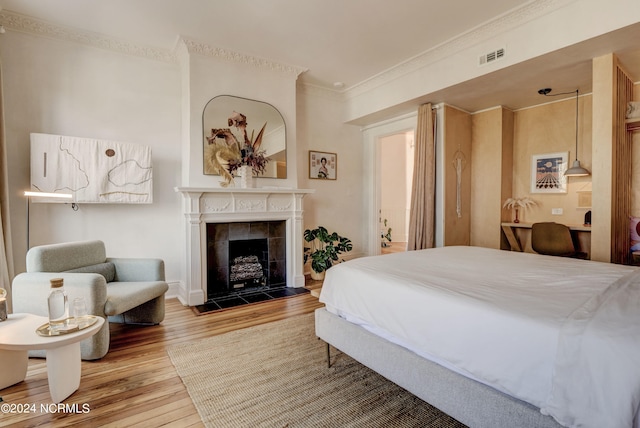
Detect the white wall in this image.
<box><xmin>380</xmin><ymin>132</ymin><xmax>413</xmax><ymax>242</ymax></box>
<box><xmin>296</xmin><ymin>86</ymin><xmax>364</xmax><ymax>258</ymax></box>
<box><xmin>177</xmin><ymin>39</ymin><xmax>301</xmax><ymax>189</ymax></box>
<box><xmin>1</xmin><ymin>31</ymin><xmax>183</xmax><ymax>282</ymax></box>
<box><xmin>1</xmin><ymin>29</ymin><xmax>367</xmax><ymax>292</ymax></box>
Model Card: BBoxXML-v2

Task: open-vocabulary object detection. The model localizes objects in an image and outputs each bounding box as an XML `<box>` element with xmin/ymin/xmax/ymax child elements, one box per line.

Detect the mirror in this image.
<box><xmin>203</xmin><ymin>95</ymin><xmax>286</xmax><ymax>178</ymax></box>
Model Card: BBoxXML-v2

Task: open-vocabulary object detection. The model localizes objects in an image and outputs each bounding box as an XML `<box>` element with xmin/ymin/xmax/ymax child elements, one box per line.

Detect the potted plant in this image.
<box><xmin>303</xmin><ymin>226</ymin><xmax>353</xmax><ymax>280</ymax></box>
<box><xmin>381</xmin><ymin>218</ymin><xmax>392</xmax><ymax>247</ymax></box>
<box><xmin>503</xmin><ymin>197</ymin><xmax>536</xmax><ymax>223</ymax></box>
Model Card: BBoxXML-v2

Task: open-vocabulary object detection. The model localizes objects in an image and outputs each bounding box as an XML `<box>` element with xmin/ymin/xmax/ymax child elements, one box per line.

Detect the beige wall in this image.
<box><xmin>443</xmin><ymin>105</ymin><xmax>471</xmax><ymax>246</ymax></box>
<box><xmin>470</xmin><ymin>107</ymin><xmax>513</xmax><ymax>249</ymax></box>
<box><xmin>470</xmin><ymin>77</ymin><xmax>640</xmax><ymax>260</ymax></box>
<box><xmin>469</xmin><ymin>95</ymin><xmax>593</xmax><ymax>251</ymax></box>
<box><xmin>510</xmin><ymin>94</ymin><xmax>593</xmax><ymax>227</ymax></box>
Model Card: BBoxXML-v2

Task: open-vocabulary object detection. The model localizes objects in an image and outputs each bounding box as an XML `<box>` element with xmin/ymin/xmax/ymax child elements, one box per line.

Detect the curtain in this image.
<box><xmin>0</xmin><ymin>61</ymin><xmax>14</xmax><ymax>311</ymax></box>
<box><xmin>407</xmin><ymin>103</ymin><xmax>436</xmax><ymax>250</ymax></box>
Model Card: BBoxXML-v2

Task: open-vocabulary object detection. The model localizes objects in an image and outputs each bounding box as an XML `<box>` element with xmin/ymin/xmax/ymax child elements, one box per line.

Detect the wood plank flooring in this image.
<box><xmin>0</xmin><ymin>285</ymin><xmax>324</xmax><ymax>427</ymax></box>
<box><xmin>381</xmin><ymin>241</ymin><xmax>407</xmax><ymax>254</ymax></box>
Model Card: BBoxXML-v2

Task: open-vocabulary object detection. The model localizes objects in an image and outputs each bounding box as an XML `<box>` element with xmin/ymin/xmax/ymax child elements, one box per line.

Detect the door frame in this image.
<box><xmin>362</xmin><ymin>113</ymin><xmax>417</xmax><ymax>256</ymax></box>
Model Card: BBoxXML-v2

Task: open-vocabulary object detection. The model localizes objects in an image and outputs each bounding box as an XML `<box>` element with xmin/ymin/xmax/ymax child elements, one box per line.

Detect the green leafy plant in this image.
<box><xmin>303</xmin><ymin>226</ymin><xmax>353</xmax><ymax>274</ymax></box>
<box><xmin>381</xmin><ymin>218</ymin><xmax>392</xmax><ymax>247</ymax></box>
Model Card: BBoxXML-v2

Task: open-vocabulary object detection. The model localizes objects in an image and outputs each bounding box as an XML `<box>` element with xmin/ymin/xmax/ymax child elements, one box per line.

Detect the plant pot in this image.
<box><xmin>310</xmin><ymin>270</ymin><xmax>325</xmax><ymax>281</ymax></box>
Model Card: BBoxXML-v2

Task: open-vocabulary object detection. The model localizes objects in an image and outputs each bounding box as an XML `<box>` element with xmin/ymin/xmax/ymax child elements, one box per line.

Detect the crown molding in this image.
<box><xmin>0</xmin><ymin>1</ymin><xmax>574</xmax><ymax>94</ymax></box>
<box><xmin>0</xmin><ymin>10</ymin><xmax>177</xmax><ymax>63</ymax></box>
<box><xmin>343</xmin><ymin>0</ymin><xmax>575</xmax><ymax>98</ymax></box>
<box><xmin>0</xmin><ymin>9</ymin><xmax>308</xmax><ymax>80</ymax></box>
<box><xmin>179</xmin><ymin>37</ymin><xmax>307</xmax><ymax>78</ymax></box>
<box><xmin>296</xmin><ymin>81</ymin><xmax>345</xmax><ymax>101</ymax></box>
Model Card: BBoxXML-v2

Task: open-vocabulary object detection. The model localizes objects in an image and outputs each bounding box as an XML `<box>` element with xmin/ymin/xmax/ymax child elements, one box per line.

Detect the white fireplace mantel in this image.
<box><xmin>175</xmin><ymin>187</ymin><xmax>314</xmax><ymax>306</ymax></box>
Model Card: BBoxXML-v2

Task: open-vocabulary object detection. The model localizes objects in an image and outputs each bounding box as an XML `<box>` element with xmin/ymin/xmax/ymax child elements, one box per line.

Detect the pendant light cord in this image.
<box><xmin>539</xmin><ymin>87</ymin><xmax>590</xmax><ymax>176</ymax></box>
<box><xmin>539</xmin><ymin>88</ymin><xmax>580</xmax><ymax>161</ymax></box>
<box><xmin>575</xmin><ymin>89</ymin><xmax>579</xmax><ymax>161</ymax></box>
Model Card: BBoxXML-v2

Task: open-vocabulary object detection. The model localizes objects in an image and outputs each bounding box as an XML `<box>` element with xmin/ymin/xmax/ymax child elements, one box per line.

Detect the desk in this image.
<box><xmin>0</xmin><ymin>313</ymin><xmax>104</xmax><ymax>403</ymax></box>
<box><xmin>501</xmin><ymin>222</ymin><xmax>591</xmax><ymax>254</ymax></box>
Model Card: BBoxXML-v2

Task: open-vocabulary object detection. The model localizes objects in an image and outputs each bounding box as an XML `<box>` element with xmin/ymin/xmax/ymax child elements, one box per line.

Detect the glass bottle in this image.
<box><xmin>48</xmin><ymin>278</ymin><xmax>69</xmax><ymax>330</ymax></box>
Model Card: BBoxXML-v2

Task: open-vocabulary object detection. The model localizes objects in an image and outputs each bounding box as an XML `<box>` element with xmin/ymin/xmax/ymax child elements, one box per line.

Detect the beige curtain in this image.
<box><xmin>0</xmin><ymin>61</ymin><xmax>14</xmax><ymax>310</ymax></box>
<box><xmin>407</xmin><ymin>103</ymin><xmax>436</xmax><ymax>250</ymax></box>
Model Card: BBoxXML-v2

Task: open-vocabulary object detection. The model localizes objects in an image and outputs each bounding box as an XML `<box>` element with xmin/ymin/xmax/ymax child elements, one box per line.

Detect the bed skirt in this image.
<box><xmin>315</xmin><ymin>307</ymin><xmax>563</xmax><ymax>428</ymax></box>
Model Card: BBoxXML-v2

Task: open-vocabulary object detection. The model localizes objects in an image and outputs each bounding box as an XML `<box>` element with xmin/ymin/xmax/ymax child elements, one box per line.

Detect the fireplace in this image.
<box><xmin>175</xmin><ymin>187</ymin><xmax>313</xmax><ymax>306</ymax></box>
<box><xmin>207</xmin><ymin>221</ymin><xmax>286</xmax><ymax>299</ymax></box>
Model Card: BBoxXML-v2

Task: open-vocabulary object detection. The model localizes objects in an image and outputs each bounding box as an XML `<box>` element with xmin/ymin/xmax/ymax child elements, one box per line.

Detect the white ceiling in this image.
<box><xmin>2</xmin><ymin>0</ymin><xmax>639</xmax><ymax>114</ymax></box>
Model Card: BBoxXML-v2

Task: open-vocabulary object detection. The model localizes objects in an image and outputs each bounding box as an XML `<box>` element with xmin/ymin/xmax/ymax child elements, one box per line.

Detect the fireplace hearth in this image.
<box><xmin>207</xmin><ymin>221</ymin><xmax>286</xmax><ymax>299</ymax></box>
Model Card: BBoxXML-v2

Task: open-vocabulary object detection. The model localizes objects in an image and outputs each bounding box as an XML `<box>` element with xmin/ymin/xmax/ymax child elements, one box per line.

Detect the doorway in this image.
<box><xmin>362</xmin><ymin>113</ymin><xmax>417</xmax><ymax>255</ymax></box>
<box><xmin>379</xmin><ymin>131</ymin><xmax>414</xmax><ymax>254</ymax></box>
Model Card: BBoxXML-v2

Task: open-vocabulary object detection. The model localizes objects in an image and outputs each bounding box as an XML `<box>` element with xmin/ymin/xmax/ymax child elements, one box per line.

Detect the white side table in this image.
<box><xmin>0</xmin><ymin>313</ymin><xmax>104</xmax><ymax>403</ymax></box>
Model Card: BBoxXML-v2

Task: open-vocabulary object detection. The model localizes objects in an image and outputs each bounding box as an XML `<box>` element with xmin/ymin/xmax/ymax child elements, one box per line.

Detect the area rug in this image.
<box><xmin>167</xmin><ymin>313</ymin><xmax>466</xmax><ymax>427</ymax></box>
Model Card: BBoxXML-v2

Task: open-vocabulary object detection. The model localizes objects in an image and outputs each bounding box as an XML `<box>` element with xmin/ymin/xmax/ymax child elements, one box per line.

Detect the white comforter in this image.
<box><xmin>319</xmin><ymin>246</ymin><xmax>640</xmax><ymax>428</ymax></box>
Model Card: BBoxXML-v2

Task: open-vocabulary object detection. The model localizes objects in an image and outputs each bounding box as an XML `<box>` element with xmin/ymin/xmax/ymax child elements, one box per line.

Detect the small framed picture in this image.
<box><xmin>309</xmin><ymin>151</ymin><xmax>337</xmax><ymax>180</ymax></box>
<box><xmin>531</xmin><ymin>152</ymin><xmax>568</xmax><ymax>193</ymax></box>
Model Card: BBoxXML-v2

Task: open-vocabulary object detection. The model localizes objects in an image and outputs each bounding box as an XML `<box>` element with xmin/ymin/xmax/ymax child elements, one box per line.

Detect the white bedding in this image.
<box><xmin>319</xmin><ymin>246</ymin><xmax>640</xmax><ymax>428</ymax></box>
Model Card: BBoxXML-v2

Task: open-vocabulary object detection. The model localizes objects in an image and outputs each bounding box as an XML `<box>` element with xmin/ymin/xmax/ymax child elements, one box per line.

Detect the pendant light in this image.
<box><xmin>538</xmin><ymin>88</ymin><xmax>590</xmax><ymax>177</ymax></box>
<box><xmin>565</xmin><ymin>89</ymin><xmax>590</xmax><ymax>176</ymax></box>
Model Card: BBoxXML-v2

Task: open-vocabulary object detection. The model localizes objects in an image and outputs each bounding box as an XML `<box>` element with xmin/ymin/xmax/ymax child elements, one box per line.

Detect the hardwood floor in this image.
<box><xmin>381</xmin><ymin>241</ymin><xmax>407</xmax><ymax>254</ymax></box>
<box><xmin>0</xmin><ymin>287</ymin><xmax>324</xmax><ymax>427</ymax></box>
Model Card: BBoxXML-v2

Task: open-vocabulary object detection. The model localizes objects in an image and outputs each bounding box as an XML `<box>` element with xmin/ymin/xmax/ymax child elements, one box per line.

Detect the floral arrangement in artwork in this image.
<box><xmin>205</xmin><ymin>111</ymin><xmax>270</xmax><ymax>187</ymax></box>
<box><xmin>503</xmin><ymin>197</ymin><xmax>537</xmax><ymax>223</ymax></box>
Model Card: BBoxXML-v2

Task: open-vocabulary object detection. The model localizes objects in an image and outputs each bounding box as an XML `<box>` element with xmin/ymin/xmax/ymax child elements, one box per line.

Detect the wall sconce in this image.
<box><xmin>538</xmin><ymin>88</ymin><xmax>590</xmax><ymax>177</ymax></box>
<box><xmin>24</xmin><ymin>191</ymin><xmax>73</xmax><ymax>249</ymax></box>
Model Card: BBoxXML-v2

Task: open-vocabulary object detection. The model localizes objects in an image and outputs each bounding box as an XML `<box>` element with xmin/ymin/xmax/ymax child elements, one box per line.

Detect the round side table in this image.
<box><xmin>0</xmin><ymin>313</ymin><xmax>104</xmax><ymax>403</ymax></box>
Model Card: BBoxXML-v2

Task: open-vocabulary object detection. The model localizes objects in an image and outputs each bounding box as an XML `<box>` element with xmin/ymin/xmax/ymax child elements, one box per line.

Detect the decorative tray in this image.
<box><xmin>36</xmin><ymin>315</ymin><xmax>99</xmax><ymax>337</ymax></box>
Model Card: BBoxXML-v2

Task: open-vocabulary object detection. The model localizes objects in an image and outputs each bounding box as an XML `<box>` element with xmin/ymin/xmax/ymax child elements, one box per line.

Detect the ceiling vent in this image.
<box><xmin>479</xmin><ymin>48</ymin><xmax>505</xmax><ymax>66</ymax></box>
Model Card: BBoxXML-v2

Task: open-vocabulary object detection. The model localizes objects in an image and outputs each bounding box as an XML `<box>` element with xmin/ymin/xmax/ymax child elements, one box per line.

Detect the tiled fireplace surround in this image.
<box><xmin>175</xmin><ymin>187</ymin><xmax>313</xmax><ymax>306</ymax></box>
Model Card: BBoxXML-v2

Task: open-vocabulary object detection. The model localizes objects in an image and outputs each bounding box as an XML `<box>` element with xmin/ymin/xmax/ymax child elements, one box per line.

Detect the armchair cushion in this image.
<box><xmin>65</xmin><ymin>262</ymin><xmax>116</xmax><ymax>282</ymax></box>
<box><xmin>107</xmin><ymin>258</ymin><xmax>165</xmax><ymax>282</ymax></box>
<box><xmin>104</xmin><ymin>281</ymin><xmax>169</xmax><ymax>316</ymax></box>
<box><xmin>26</xmin><ymin>240</ymin><xmax>106</xmax><ymax>272</ymax></box>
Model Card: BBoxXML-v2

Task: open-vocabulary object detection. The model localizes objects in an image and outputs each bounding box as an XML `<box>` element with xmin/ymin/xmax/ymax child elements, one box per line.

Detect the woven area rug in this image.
<box><xmin>167</xmin><ymin>313</ymin><xmax>467</xmax><ymax>427</ymax></box>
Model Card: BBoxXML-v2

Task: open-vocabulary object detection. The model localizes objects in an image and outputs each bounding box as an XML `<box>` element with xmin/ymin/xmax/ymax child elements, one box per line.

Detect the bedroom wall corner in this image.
<box><xmin>470</xmin><ymin>107</ymin><xmax>513</xmax><ymax>249</ymax></box>
<box><xmin>296</xmin><ymin>86</ymin><xmax>365</xmax><ymax>260</ymax></box>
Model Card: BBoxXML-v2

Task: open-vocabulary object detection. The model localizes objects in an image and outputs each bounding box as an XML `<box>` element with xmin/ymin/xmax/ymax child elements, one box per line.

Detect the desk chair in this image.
<box><xmin>531</xmin><ymin>222</ymin><xmax>588</xmax><ymax>259</ymax></box>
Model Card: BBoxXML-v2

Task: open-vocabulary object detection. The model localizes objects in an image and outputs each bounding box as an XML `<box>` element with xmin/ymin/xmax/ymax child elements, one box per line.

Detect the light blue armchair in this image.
<box><xmin>12</xmin><ymin>240</ymin><xmax>169</xmax><ymax>360</ymax></box>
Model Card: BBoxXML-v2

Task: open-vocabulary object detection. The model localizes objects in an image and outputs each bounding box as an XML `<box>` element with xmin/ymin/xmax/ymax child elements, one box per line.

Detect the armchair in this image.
<box><xmin>12</xmin><ymin>240</ymin><xmax>169</xmax><ymax>360</ymax></box>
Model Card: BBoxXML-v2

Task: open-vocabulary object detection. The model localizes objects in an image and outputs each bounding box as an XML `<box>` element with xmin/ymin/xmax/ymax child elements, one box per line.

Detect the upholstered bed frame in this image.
<box><xmin>315</xmin><ymin>307</ymin><xmax>563</xmax><ymax>428</ymax></box>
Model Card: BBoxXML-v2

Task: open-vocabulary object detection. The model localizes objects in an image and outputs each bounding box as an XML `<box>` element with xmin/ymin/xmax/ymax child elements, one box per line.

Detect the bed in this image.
<box><xmin>314</xmin><ymin>246</ymin><xmax>640</xmax><ymax>428</ymax></box>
